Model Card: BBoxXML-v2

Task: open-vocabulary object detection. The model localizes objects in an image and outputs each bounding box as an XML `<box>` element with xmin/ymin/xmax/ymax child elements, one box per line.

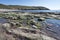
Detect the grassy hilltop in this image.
<box><xmin>0</xmin><ymin>4</ymin><xmax>49</xmax><ymax>10</ymax></box>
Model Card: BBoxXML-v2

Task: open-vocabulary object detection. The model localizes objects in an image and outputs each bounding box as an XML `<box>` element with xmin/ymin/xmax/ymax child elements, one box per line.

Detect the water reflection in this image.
<box><xmin>44</xmin><ymin>19</ymin><xmax>60</xmax><ymax>34</ymax></box>
<box><xmin>0</xmin><ymin>18</ymin><xmax>8</xmax><ymax>23</ymax></box>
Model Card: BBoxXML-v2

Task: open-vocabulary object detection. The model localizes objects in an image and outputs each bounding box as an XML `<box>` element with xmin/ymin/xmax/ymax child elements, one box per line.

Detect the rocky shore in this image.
<box><xmin>0</xmin><ymin>12</ymin><xmax>58</xmax><ymax>40</ymax></box>
<box><xmin>0</xmin><ymin>23</ymin><xmax>57</xmax><ymax>40</ymax></box>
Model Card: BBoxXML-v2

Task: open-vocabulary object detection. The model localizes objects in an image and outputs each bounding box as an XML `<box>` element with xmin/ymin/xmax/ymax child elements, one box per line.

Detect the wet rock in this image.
<box><xmin>32</xmin><ymin>25</ymin><xmax>37</xmax><ymax>29</ymax></box>
<box><xmin>38</xmin><ymin>18</ymin><xmax>43</xmax><ymax>21</ymax></box>
<box><xmin>40</xmin><ymin>18</ymin><xmax>45</xmax><ymax>21</ymax></box>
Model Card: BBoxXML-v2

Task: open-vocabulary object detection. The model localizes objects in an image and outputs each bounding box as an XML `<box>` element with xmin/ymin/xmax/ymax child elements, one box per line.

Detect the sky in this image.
<box><xmin>0</xmin><ymin>0</ymin><xmax>60</xmax><ymax>10</ymax></box>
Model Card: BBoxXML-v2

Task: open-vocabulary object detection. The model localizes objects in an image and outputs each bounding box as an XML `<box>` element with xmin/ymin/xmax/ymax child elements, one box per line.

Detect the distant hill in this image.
<box><xmin>0</xmin><ymin>4</ymin><xmax>49</xmax><ymax>10</ymax></box>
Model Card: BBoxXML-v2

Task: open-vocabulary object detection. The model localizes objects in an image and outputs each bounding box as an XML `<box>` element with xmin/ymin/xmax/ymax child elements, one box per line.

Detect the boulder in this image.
<box><xmin>2</xmin><ymin>23</ymin><xmax>11</xmax><ymax>29</ymax></box>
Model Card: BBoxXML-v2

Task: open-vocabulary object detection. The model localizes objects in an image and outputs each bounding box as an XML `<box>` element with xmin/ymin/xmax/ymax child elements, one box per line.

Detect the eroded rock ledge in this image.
<box><xmin>0</xmin><ymin>23</ymin><xmax>56</xmax><ymax>40</ymax></box>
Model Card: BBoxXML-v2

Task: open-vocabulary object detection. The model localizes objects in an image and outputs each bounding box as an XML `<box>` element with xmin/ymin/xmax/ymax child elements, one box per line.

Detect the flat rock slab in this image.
<box><xmin>7</xmin><ymin>27</ymin><xmax>41</xmax><ymax>40</ymax></box>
